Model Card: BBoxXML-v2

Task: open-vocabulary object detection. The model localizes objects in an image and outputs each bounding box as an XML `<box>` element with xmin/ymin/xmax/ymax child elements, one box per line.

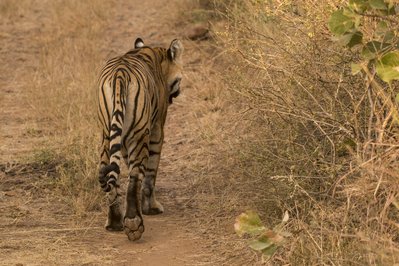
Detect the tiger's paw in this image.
<box><xmin>105</xmin><ymin>199</ymin><xmax>123</xmax><ymax>231</ymax></box>
<box><xmin>105</xmin><ymin>220</ymin><xmax>124</xmax><ymax>231</ymax></box>
<box><xmin>142</xmin><ymin>198</ymin><xmax>164</xmax><ymax>215</ymax></box>
<box><xmin>142</xmin><ymin>187</ymin><xmax>164</xmax><ymax>215</ymax></box>
<box><xmin>124</xmin><ymin>216</ymin><xmax>144</xmax><ymax>241</ymax></box>
<box><xmin>105</xmin><ymin>213</ymin><xmax>123</xmax><ymax>231</ymax></box>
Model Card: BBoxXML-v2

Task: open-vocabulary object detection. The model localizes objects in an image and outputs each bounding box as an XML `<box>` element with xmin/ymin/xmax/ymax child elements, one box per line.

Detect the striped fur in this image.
<box><xmin>97</xmin><ymin>38</ymin><xmax>183</xmax><ymax>241</ymax></box>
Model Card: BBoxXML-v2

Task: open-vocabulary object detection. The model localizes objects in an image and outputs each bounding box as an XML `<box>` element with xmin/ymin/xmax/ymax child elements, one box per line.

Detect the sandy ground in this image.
<box><xmin>0</xmin><ymin>1</ymin><xmax>217</xmax><ymax>265</ymax></box>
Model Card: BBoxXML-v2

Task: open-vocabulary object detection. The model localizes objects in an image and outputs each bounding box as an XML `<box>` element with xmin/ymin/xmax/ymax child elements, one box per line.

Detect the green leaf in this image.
<box><xmin>383</xmin><ymin>31</ymin><xmax>395</xmax><ymax>43</ymax></box>
<box><xmin>343</xmin><ymin>7</ymin><xmax>358</xmax><ymax>17</ymax></box>
<box><xmin>351</xmin><ymin>63</ymin><xmax>363</xmax><ymax>75</ymax></box>
<box><xmin>249</xmin><ymin>239</ymin><xmax>273</xmax><ymax>251</ymax></box>
<box><xmin>375</xmin><ymin>21</ymin><xmax>388</xmax><ymax>37</ymax></box>
<box><xmin>335</xmin><ymin>31</ymin><xmax>363</xmax><ymax>47</ymax></box>
<box><xmin>378</xmin><ymin>6</ymin><xmax>396</xmax><ymax>15</ymax></box>
<box><xmin>349</xmin><ymin>0</ymin><xmax>370</xmax><ymax>12</ymax></box>
<box><xmin>236</xmin><ymin>211</ymin><xmax>291</xmax><ymax>260</ymax></box>
<box><xmin>234</xmin><ymin>211</ymin><xmax>265</xmax><ymax>237</ymax></box>
<box><xmin>348</xmin><ymin>31</ymin><xmax>363</xmax><ymax>47</ymax></box>
<box><xmin>376</xmin><ymin>52</ymin><xmax>399</xmax><ymax>82</ymax></box>
<box><xmin>261</xmin><ymin>245</ymin><xmax>278</xmax><ymax>257</ymax></box>
<box><xmin>349</xmin><ymin>0</ymin><xmax>368</xmax><ymax>5</ymax></box>
<box><xmin>250</xmin><ymin>233</ymin><xmax>280</xmax><ymax>258</ymax></box>
<box><xmin>328</xmin><ymin>9</ymin><xmax>355</xmax><ymax>35</ymax></box>
<box><xmin>369</xmin><ymin>0</ymin><xmax>388</xmax><ymax>10</ymax></box>
<box><xmin>361</xmin><ymin>48</ymin><xmax>374</xmax><ymax>60</ymax></box>
<box><xmin>366</xmin><ymin>41</ymin><xmax>382</xmax><ymax>52</ymax></box>
<box><xmin>386</xmin><ymin>5</ymin><xmax>397</xmax><ymax>15</ymax></box>
<box><xmin>361</xmin><ymin>41</ymin><xmax>391</xmax><ymax>59</ymax></box>
<box><xmin>376</xmin><ymin>64</ymin><xmax>399</xmax><ymax>82</ymax></box>
<box><xmin>381</xmin><ymin>51</ymin><xmax>399</xmax><ymax>66</ymax></box>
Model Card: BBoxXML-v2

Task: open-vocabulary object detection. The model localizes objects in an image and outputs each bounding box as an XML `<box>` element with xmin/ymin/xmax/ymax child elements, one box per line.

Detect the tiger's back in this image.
<box><xmin>97</xmin><ymin>38</ymin><xmax>183</xmax><ymax>241</ymax></box>
<box><xmin>98</xmin><ymin>48</ymin><xmax>167</xmax><ymax>162</ymax></box>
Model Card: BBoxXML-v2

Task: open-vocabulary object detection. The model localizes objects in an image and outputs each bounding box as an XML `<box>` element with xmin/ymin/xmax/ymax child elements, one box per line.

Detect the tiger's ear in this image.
<box><xmin>167</xmin><ymin>39</ymin><xmax>183</xmax><ymax>62</ymax></box>
<box><xmin>135</xmin><ymin>38</ymin><xmax>144</xmax><ymax>48</ymax></box>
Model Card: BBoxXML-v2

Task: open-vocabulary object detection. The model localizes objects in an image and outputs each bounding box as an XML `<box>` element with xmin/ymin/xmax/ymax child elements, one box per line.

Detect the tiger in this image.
<box><xmin>97</xmin><ymin>38</ymin><xmax>183</xmax><ymax>241</ymax></box>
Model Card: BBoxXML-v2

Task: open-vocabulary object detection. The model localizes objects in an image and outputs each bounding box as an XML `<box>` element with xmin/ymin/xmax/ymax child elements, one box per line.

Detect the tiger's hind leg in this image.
<box><xmin>124</xmin><ymin>168</ymin><xmax>145</xmax><ymax>241</ymax></box>
<box><xmin>123</xmin><ymin>135</ymin><xmax>149</xmax><ymax>241</ymax></box>
<box><xmin>142</xmin><ymin>123</ymin><xmax>164</xmax><ymax>215</ymax></box>
<box><xmin>142</xmin><ymin>153</ymin><xmax>164</xmax><ymax>215</ymax></box>
<box><xmin>142</xmin><ymin>170</ymin><xmax>164</xmax><ymax>215</ymax></box>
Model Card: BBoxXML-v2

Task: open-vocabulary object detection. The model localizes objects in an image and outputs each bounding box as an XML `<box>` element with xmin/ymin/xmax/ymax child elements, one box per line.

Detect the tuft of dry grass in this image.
<box><xmin>182</xmin><ymin>0</ymin><xmax>399</xmax><ymax>265</ymax></box>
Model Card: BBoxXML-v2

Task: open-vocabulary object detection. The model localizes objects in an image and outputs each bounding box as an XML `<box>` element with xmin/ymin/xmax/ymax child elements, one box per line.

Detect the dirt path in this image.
<box><xmin>0</xmin><ymin>1</ymin><xmax>214</xmax><ymax>265</ymax></box>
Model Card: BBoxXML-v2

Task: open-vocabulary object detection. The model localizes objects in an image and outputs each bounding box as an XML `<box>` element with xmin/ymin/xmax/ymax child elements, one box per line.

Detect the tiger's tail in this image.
<box><xmin>99</xmin><ymin>72</ymin><xmax>126</xmax><ymax>192</ymax></box>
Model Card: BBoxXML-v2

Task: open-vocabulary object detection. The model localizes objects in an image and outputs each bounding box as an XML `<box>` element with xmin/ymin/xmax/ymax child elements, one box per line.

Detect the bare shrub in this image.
<box><xmin>188</xmin><ymin>0</ymin><xmax>399</xmax><ymax>264</ymax></box>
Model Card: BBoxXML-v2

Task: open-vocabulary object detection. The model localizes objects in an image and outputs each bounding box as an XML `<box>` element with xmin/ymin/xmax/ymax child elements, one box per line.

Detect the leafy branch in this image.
<box><xmin>234</xmin><ymin>210</ymin><xmax>290</xmax><ymax>261</ymax></box>
<box><xmin>328</xmin><ymin>0</ymin><xmax>399</xmax><ymax>83</ymax></box>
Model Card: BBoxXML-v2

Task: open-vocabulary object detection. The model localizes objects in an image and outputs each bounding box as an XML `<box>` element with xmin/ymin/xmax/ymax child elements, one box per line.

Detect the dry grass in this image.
<box><xmin>11</xmin><ymin>0</ymin><xmax>118</xmax><ymax>219</ymax></box>
<box><xmin>181</xmin><ymin>0</ymin><xmax>399</xmax><ymax>265</ymax></box>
